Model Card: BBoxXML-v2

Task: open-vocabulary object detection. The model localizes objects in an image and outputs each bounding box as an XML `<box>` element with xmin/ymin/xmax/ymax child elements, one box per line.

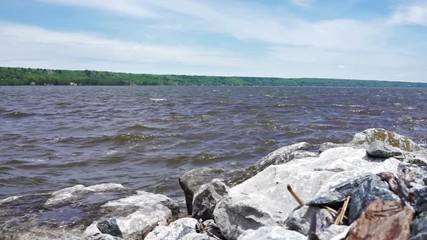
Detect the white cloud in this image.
<box><xmin>389</xmin><ymin>3</ymin><xmax>427</xmax><ymax>26</ymax></box>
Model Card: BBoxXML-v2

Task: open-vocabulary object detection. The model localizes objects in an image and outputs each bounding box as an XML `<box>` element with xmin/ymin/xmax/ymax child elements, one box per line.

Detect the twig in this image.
<box><xmin>287</xmin><ymin>184</ymin><xmax>304</xmax><ymax>207</ymax></box>
<box><xmin>335</xmin><ymin>196</ymin><xmax>350</xmax><ymax>225</ymax></box>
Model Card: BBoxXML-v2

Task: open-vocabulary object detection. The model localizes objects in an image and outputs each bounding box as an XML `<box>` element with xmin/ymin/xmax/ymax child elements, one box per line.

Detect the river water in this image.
<box><xmin>0</xmin><ymin>86</ymin><xmax>426</xmax><ymax>200</ymax></box>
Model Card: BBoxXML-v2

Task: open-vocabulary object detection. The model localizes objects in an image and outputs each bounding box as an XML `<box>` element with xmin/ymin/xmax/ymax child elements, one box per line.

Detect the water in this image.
<box><xmin>0</xmin><ymin>86</ymin><xmax>426</xmax><ymax>200</ymax></box>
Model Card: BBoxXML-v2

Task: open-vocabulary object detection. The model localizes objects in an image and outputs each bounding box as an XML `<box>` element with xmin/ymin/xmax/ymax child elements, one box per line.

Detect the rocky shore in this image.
<box><xmin>1</xmin><ymin>128</ymin><xmax>427</xmax><ymax>239</ymax></box>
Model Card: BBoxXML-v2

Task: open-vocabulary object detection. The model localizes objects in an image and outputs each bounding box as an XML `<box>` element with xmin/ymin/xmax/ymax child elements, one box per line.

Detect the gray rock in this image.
<box><xmin>256</xmin><ymin>142</ymin><xmax>316</xmax><ymax>170</ymax></box>
<box><xmin>213</xmin><ymin>146</ymin><xmax>402</xmax><ymax>240</ymax></box>
<box><xmin>367</xmin><ymin>140</ymin><xmax>403</xmax><ymax>158</ymax></box>
<box><xmin>179</xmin><ymin>168</ymin><xmax>232</xmax><ymax>215</ymax></box>
<box><xmin>145</xmin><ymin>217</ymin><xmax>198</xmax><ymax>240</ymax></box>
<box><xmin>182</xmin><ymin>233</ymin><xmax>218</xmax><ymax>240</ymax></box>
<box><xmin>411</xmin><ymin>213</ymin><xmax>427</xmax><ymax>240</ymax></box>
<box><xmin>237</xmin><ymin>226</ymin><xmax>306</xmax><ymax>240</ymax></box>
<box><xmin>192</xmin><ymin>179</ymin><xmax>229</xmax><ymax>221</ymax></box>
<box><xmin>317</xmin><ymin>224</ymin><xmax>350</xmax><ymax>240</ymax></box>
<box><xmin>284</xmin><ymin>206</ymin><xmax>333</xmax><ymax>236</ymax></box>
<box><xmin>414</xmin><ymin>187</ymin><xmax>427</xmax><ymax>214</ymax></box>
<box><xmin>308</xmin><ymin>173</ymin><xmax>381</xmax><ymax>206</ymax></box>
<box><xmin>84</xmin><ymin>191</ymin><xmax>179</xmax><ymax>239</ymax></box>
<box><xmin>348</xmin><ymin>175</ymin><xmax>400</xmax><ymax>223</ymax></box>
<box><xmin>97</xmin><ymin>218</ymin><xmax>123</xmax><ymax>238</ymax></box>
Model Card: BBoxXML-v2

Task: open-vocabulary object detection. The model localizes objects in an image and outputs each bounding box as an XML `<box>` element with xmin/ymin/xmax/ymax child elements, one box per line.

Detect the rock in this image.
<box><xmin>351</xmin><ymin>128</ymin><xmax>420</xmax><ymax>151</ymax></box>
<box><xmin>413</xmin><ymin>187</ymin><xmax>427</xmax><ymax>214</ymax></box>
<box><xmin>309</xmin><ymin>173</ymin><xmax>382</xmax><ymax>206</ymax></box>
<box><xmin>145</xmin><ymin>217</ymin><xmax>200</xmax><ymax>240</ymax></box>
<box><xmin>237</xmin><ymin>226</ymin><xmax>306</xmax><ymax>240</ymax></box>
<box><xmin>255</xmin><ymin>142</ymin><xmax>316</xmax><ymax>170</ymax></box>
<box><xmin>182</xmin><ymin>232</ymin><xmax>217</xmax><ymax>240</ymax></box>
<box><xmin>179</xmin><ymin>168</ymin><xmax>232</xmax><ymax>215</ymax></box>
<box><xmin>411</xmin><ymin>213</ymin><xmax>427</xmax><ymax>240</ymax></box>
<box><xmin>192</xmin><ymin>179</ymin><xmax>229</xmax><ymax>221</ymax></box>
<box><xmin>213</xmin><ymin>147</ymin><xmax>402</xmax><ymax>240</ymax></box>
<box><xmin>195</xmin><ymin>219</ymin><xmax>226</xmax><ymax>240</ymax></box>
<box><xmin>284</xmin><ymin>206</ymin><xmax>333</xmax><ymax>236</ymax></box>
<box><xmin>348</xmin><ymin>174</ymin><xmax>400</xmax><ymax>223</ymax></box>
<box><xmin>366</xmin><ymin>140</ymin><xmax>403</xmax><ymax>158</ymax></box>
<box><xmin>347</xmin><ymin>200</ymin><xmax>413</xmax><ymax>240</ymax></box>
<box><xmin>84</xmin><ymin>191</ymin><xmax>179</xmax><ymax>239</ymax></box>
<box><xmin>97</xmin><ymin>218</ymin><xmax>123</xmax><ymax>238</ymax></box>
<box><xmin>317</xmin><ymin>224</ymin><xmax>350</xmax><ymax>240</ymax></box>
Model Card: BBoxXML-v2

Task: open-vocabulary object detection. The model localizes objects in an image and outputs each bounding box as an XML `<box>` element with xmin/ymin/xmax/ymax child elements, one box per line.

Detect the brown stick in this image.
<box><xmin>287</xmin><ymin>184</ymin><xmax>305</xmax><ymax>207</ymax></box>
<box><xmin>335</xmin><ymin>196</ymin><xmax>350</xmax><ymax>225</ymax></box>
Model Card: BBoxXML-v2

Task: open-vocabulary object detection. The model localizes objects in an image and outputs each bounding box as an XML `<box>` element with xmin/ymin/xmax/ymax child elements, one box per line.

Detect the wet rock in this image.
<box><xmin>284</xmin><ymin>206</ymin><xmax>333</xmax><ymax>236</ymax></box>
<box><xmin>192</xmin><ymin>179</ymin><xmax>229</xmax><ymax>221</ymax></box>
<box><xmin>317</xmin><ymin>224</ymin><xmax>350</xmax><ymax>240</ymax></box>
<box><xmin>145</xmin><ymin>217</ymin><xmax>201</xmax><ymax>240</ymax></box>
<box><xmin>347</xmin><ymin>200</ymin><xmax>413</xmax><ymax>240</ymax></box>
<box><xmin>411</xmin><ymin>213</ymin><xmax>427</xmax><ymax>240</ymax></box>
<box><xmin>214</xmin><ymin>147</ymin><xmax>401</xmax><ymax>240</ymax></box>
<box><xmin>179</xmin><ymin>168</ymin><xmax>232</xmax><ymax>215</ymax></box>
<box><xmin>237</xmin><ymin>226</ymin><xmax>306</xmax><ymax>240</ymax></box>
<box><xmin>366</xmin><ymin>140</ymin><xmax>403</xmax><ymax>158</ymax></box>
<box><xmin>348</xmin><ymin>174</ymin><xmax>400</xmax><ymax>223</ymax></box>
<box><xmin>97</xmin><ymin>218</ymin><xmax>123</xmax><ymax>238</ymax></box>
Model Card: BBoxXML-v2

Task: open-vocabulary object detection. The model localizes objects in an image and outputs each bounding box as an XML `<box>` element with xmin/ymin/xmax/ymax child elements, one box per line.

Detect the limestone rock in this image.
<box><xmin>237</xmin><ymin>226</ymin><xmax>306</xmax><ymax>240</ymax></box>
<box><xmin>366</xmin><ymin>140</ymin><xmax>403</xmax><ymax>158</ymax></box>
<box><xmin>351</xmin><ymin>128</ymin><xmax>420</xmax><ymax>151</ymax></box>
<box><xmin>214</xmin><ymin>147</ymin><xmax>402</xmax><ymax>240</ymax></box>
<box><xmin>192</xmin><ymin>179</ymin><xmax>229</xmax><ymax>221</ymax></box>
<box><xmin>347</xmin><ymin>200</ymin><xmax>413</xmax><ymax>240</ymax></box>
<box><xmin>284</xmin><ymin>206</ymin><xmax>333</xmax><ymax>236</ymax></box>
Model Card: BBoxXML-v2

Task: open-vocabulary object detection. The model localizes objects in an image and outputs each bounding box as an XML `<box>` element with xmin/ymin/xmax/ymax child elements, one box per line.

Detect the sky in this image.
<box><xmin>0</xmin><ymin>0</ymin><xmax>426</xmax><ymax>82</ymax></box>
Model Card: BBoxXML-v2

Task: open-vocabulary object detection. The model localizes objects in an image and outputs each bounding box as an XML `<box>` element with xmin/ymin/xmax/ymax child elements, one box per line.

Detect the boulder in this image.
<box><xmin>179</xmin><ymin>168</ymin><xmax>233</xmax><ymax>215</ymax></box>
<box><xmin>84</xmin><ymin>190</ymin><xmax>179</xmax><ymax>239</ymax></box>
<box><xmin>347</xmin><ymin>200</ymin><xmax>413</xmax><ymax>240</ymax></box>
<box><xmin>284</xmin><ymin>206</ymin><xmax>333</xmax><ymax>236</ymax></box>
<box><xmin>213</xmin><ymin>147</ymin><xmax>402</xmax><ymax>240</ymax></box>
<box><xmin>192</xmin><ymin>179</ymin><xmax>229</xmax><ymax>221</ymax></box>
<box><xmin>351</xmin><ymin>128</ymin><xmax>420</xmax><ymax>151</ymax></box>
<box><xmin>237</xmin><ymin>226</ymin><xmax>306</xmax><ymax>240</ymax></box>
<box><xmin>366</xmin><ymin>140</ymin><xmax>403</xmax><ymax>158</ymax></box>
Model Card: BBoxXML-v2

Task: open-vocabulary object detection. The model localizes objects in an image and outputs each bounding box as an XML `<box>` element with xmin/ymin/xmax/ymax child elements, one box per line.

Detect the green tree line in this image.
<box><xmin>0</xmin><ymin>67</ymin><xmax>425</xmax><ymax>87</ymax></box>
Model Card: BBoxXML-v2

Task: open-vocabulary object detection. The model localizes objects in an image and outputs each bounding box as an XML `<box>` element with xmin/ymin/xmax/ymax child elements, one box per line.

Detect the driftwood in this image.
<box><xmin>335</xmin><ymin>196</ymin><xmax>350</xmax><ymax>225</ymax></box>
<box><xmin>287</xmin><ymin>184</ymin><xmax>305</xmax><ymax>207</ymax></box>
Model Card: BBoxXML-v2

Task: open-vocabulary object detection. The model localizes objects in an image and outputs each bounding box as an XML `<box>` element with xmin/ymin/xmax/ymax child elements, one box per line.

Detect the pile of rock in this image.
<box><xmin>0</xmin><ymin>128</ymin><xmax>426</xmax><ymax>240</ymax></box>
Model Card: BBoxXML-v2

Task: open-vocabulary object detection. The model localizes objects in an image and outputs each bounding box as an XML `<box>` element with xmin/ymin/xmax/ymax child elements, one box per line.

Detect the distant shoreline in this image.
<box><xmin>1</xmin><ymin>67</ymin><xmax>426</xmax><ymax>87</ymax></box>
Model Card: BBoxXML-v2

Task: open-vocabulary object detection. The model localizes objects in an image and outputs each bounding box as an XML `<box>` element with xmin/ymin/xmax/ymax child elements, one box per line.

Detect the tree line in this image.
<box><xmin>0</xmin><ymin>67</ymin><xmax>425</xmax><ymax>87</ymax></box>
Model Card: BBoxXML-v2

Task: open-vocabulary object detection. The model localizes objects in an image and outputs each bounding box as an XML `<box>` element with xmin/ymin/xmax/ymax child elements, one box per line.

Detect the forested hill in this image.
<box><xmin>0</xmin><ymin>67</ymin><xmax>426</xmax><ymax>87</ymax></box>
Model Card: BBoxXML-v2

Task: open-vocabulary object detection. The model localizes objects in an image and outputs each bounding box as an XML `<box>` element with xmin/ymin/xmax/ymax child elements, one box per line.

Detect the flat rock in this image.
<box><xmin>213</xmin><ymin>147</ymin><xmax>402</xmax><ymax>240</ymax></box>
<box><xmin>347</xmin><ymin>200</ymin><xmax>413</xmax><ymax>240</ymax></box>
<box><xmin>237</xmin><ymin>226</ymin><xmax>306</xmax><ymax>240</ymax></box>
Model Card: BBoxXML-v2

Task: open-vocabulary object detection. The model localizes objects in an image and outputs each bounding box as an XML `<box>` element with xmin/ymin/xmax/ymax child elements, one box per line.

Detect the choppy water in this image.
<box><xmin>0</xmin><ymin>86</ymin><xmax>426</xmax><ymax>200</ymax></box>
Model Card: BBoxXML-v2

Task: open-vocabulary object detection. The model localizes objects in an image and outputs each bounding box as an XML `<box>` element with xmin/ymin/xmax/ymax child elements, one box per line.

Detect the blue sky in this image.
<box><xmin>0</xmin><ymin>0</ymin><xmax>426</xmax><ymax>82</ymax></box>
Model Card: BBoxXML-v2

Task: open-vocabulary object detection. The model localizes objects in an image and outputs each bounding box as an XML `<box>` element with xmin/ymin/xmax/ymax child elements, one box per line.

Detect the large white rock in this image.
<box><xmin>145</xmin><ymin>217</ymin><xmax>199</xmax><ymax>240</ymax></box>
<box><xmin>85</xmin><ymin>191</ymin><xmax>179</xmax><ymax>239</ymax></box>
<box><xmin>214</xmin><ymin>146</ymin><xmax>402</xmax><ymax>240</ymax></box>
